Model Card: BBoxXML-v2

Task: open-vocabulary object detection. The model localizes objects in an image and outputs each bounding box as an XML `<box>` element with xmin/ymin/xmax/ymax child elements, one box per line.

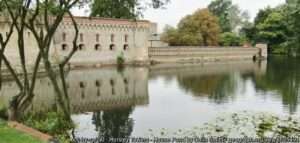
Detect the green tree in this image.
<box><xmin>161</xmin><ymin>25</ymin><xmax>183</xmax><ymax>46</ymax></box>
<box><xmin>90</xmin><ymin>0</ymin><xmax>169</xmax><ymax>19</ymax></box>
<box><xmin>243</xmin><ymin>5</ymin><xmax>294</xmax><ymax>54</ymax></box>
<box><xmin>254</xmin><ymin>7</ymin><xmax>274</xmax><ymax>26</ymax></box>
<box><xmin>286</xmin><ymin>0</ymin><xmax>300</xmax><ymax>55</ymax></box>
<box><xmin>208</xmin><ymin>0</ymin><xmax>232</xmax><ymax>32</ymax></box>
<box><xmin>192</xmin><ymin>9</ymin><xmax>220</xmax><ymax>46</ymax></box>
<box><xmin>208</xmin><ymin>0</ymin><xmax>249</xmax><ymax>33</ymax></box>
<box><xmin>256</xmin><ymin>11</ymin><xmax>288</xmax><ymax>45</ymax></box>
<box><xmin>161</xmin><ymin>9</ymin><xmax>221</xmax><ymax>46</ymax></box>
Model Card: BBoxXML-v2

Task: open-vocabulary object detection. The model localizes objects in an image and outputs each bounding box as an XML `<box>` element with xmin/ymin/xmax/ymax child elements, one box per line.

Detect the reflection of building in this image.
<box><xmin>67</xmin><ymin>67</ymin><xmax>149</xmax><ymax>113</ymax></box>
<box><xmin>0</xmin><ymin>67</ymin><xmax>149</xmax><ymax>114</ymax></box>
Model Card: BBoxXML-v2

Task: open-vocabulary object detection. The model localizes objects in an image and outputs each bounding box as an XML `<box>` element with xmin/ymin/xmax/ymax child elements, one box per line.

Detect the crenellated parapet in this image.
<box><xmin>60</xmin><ymin>16</ymin><xmax>151</xmax><ymax>32</ymax></box>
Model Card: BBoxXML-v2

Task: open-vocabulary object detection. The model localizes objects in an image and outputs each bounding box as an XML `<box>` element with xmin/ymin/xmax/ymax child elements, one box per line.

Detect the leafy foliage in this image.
<box><xmin>285</xmin><ymin>0</ymin><xmax>300</xmax><ymax>55</ymax></box>
<box><xmin>256</xmin><ymin>9</ymin><xmax>289</xmax><ymax>48</ymax></box>
<box><xmin>161</xmin><ymin>9</ymin><xmax>221</xmax><ymax>46</ymax></box>
<box><xmin>22</xmin><ymin>112</ymin><xmax>74</xmax><ymax>141</ymax></box>
<box><xmin>220</xmin><ymin>32</ymin><xmax>244</xmax><ymax>46</ymax></box>
<box><xmin>90</xmin><ymin>0</ymin><xmax>170</xmax><ymax>19</ymax></box>
<box><xmin>208</xmin><ymin>0</ymin><xmax>249</xmax><ymax>33</ymax></box>
<box><xmin>242</xmin><ymin>3</ymin><xmax>299</xmax><ymax>55</ymax></box>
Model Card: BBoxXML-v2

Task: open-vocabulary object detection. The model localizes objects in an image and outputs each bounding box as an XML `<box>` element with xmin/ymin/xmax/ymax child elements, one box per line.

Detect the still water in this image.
<box><xmin>0</xmin><ymin>56</ymin><xmax>299</xmax><ymax>138</ymax></box>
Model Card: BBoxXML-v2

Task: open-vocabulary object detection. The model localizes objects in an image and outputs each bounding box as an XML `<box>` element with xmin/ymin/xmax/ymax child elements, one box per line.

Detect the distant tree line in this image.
<box><xmin>161</xmin><ymin>0</ymin><xmax>300</xmax><ymax>56</ymax></box>
<box><xmin>241</xmin><ymin>0</ymin><xmax>300</xmax><ymax>56</ymax></box>
<box><xmin>161</xmin><ymin>0</ymin><xmax>250</xmax><ymax>46</ymax></box>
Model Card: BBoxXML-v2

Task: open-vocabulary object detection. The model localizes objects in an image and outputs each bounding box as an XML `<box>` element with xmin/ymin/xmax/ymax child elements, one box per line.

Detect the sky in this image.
<box><xmin>74</xmin><ymin>0</ymin><xmax>285</xmax><ymax>32</ymax></box>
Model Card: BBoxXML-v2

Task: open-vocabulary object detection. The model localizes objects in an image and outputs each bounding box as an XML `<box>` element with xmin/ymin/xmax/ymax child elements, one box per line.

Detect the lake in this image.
<box><xmin>0</xmin><ymin>56</ymin><xmax>299</xmax><ymax>139</ymax></box>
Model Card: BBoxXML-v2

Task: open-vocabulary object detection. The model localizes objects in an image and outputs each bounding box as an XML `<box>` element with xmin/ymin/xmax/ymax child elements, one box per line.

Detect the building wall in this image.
<box><xmin>0</xmin><ymin>16</ymin><xmax>153</xmax><ymax>68</ymax></box>
<box><xmin>0</xmin><ymin>16</ymin><xmax>40</xmax><ymax>68</ymax></box>
<box><xmin>53</xmin><ymin>17</ymin><xmax>152</xmax><ymax>66</ymax></box>
<box><xmin>149</xmin><ymin>45</ymin><xmax>268</xmax><ymax>63</ymax></box>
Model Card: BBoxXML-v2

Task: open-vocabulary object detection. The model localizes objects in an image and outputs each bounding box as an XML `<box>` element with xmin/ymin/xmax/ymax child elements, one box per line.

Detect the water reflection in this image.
<box><xmin>251</xmin><ymin>56</ymin><xmax>300</xmax><ymax>114</ymax></box>
<box><xmin>0</xmin><ymin>67</ymin><xmax>149</xmax><ymax>114</ymax></box>
<box><xmin>1</xmin><ymin>57</ymin><xmax>300</xmax><ymax>138</ymax></box>
<box><xmin>150</xmin><ymin>61</ymin><xmax>266</xmax><ymax>104</ymax></box>
<box><xmin>0</xmin><ymin>67</ymin><xmax>149</xmax><ymax>139</ymax></box>
<box><xmin>67</xmin><ymin>67</ymin><xmax>149</xmax><ymax>113</ymax></box>
<box><xmin>92</xmin><ymin>107</ymin><xmax>134</xmax><ymax>142</ymax></box>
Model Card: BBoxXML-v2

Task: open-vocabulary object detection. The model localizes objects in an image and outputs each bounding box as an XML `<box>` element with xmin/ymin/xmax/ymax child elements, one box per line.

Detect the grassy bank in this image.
<box><xmin>0</xmin><ymin>119</ymin><xmax>44</xmax><ymax>143</ymax></box>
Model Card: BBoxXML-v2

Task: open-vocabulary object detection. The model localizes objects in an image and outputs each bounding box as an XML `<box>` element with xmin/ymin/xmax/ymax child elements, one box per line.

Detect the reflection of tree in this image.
<box><xmin>92</xmin><ymin>107</ymin><xmax>134</xmax><ymax>142</ymax></box>
<box><xmin>2</xmin><ymin>72</ymin><xmax>75</xmax><ymax>139</ymax></box>
<box><xmin>252</xmin><ymin>56</ymin><xmax>300</xmax><ymax>114</ymax></box>
<box><xmin>177</xmin><ymin>73</ymin><xmax>238</xmax><ymax>104</ymax></box>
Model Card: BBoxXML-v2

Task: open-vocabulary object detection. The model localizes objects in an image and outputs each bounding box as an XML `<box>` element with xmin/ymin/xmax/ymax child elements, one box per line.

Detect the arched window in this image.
<box><xmin>62</xmin><ymin>44</ymin><xmax>68</xmax><ymax>51</ymax></box>
<box><xmin>109</xmin><ymin>44</ymin><xmax>115</xmax><ymax>51</ymax></box>
<box><xmin>80</xmin><ymin>33</ymin><xmax>83</xmax><ymax>42</ymax></box>
<box><xmin>95</xmin><ymin>44</ymin><xmax>101</xmax><ymax>51</ymax></box>
<box><xmin>125</xmin><ymin>34</ymin><xmax>128</xmax><ymax>42</ymax></box>
<box><xmin>79</xmin><ymin>44</ymin><xmax>85</xmax><ymax>50</ymax></box>
<box><xmin>111</xmin><ymin>34</ymin><xmax>114</xmax><ymax>42</ymax></box>
<box><xmin>96</xmin><ymin>34</ymin><xmax>100</xmax><ymax>42</ymax></box>
<box><xmin>123</xmin><ymin>44</ymin><xmax>129</xmax><ymax>51</ymax></box>
<box><xmin>62</xmin><ymin>32</ymin><xmax>66</xmax><ymax>42</ymax></box>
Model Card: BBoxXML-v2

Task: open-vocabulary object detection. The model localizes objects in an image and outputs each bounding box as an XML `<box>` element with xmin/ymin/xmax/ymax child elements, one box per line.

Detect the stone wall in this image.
<box><xmin>54</xmin><ymin>16</ymin><xmax>152</xmax><ymax>66</ymax></box>
<box><xmin>0</xmin><ymin>16</ymin><xmax>153</xmax><ymax>69</ymax></box>
<box><xmin>149</xmin><ymin>45</ymin><xmax>268</xmax><ymax>63</ymax></box>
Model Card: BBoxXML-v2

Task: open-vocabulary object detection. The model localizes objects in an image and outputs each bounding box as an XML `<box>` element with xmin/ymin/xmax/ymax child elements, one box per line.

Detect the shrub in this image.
<box><xmin>117</xmin><ymin>53</ymin><xmax>125</xmax><ymax>66</ymax></box>
<box><xmin>220</xmin><ymin>32</ymin><xmax>243</xmax><ymax>46</ymax></box>
<box><xmin>22</xmin><ymin>111</ymin><xmax>74</xmax><ymax>141</ymax></box>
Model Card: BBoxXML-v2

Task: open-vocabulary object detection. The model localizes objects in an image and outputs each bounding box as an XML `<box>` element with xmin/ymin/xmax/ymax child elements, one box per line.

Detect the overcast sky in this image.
<box><xmin>74</xmin><ymin>0</ymin><xmax>285</xmax><ymax>32</ymax></box>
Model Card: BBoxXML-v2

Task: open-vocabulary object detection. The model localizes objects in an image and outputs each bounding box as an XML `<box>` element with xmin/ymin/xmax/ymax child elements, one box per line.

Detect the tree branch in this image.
<box><xmin>60</xmin><ymin>10</ymin><xmax>79</xmax><ymax>67</ymax></box>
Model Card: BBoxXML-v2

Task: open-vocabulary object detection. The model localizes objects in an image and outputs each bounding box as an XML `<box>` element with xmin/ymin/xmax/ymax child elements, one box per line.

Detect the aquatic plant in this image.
<box><xmin>148</xmin><ymin>111</ymin><xmax>300</xmax><ymax>138</ymax></box>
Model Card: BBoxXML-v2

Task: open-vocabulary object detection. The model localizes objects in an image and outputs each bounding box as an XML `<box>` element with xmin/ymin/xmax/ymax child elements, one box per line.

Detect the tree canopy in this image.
<box><xmin>241</xmin><ymin>1</ymin><xmax>300</xmax><ymax>55</ymax></box>
<box><xmin>90</xmin><ymin>0</ymin><xmax>169</xmax><ymax>19</ymax></box>
<box><xmin>161</xmin><ymin>8</ymin><xmax>220</xmax><ymax>46</ymax></box>
<box><xmin>208</xmin><ymin>0</ymin><xmax>249</xmax><ymax>33</ymax></box>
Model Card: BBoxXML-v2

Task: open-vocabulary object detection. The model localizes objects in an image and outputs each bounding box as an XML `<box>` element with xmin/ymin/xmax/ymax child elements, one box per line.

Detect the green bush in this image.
<box><xmin>117</xmin><ymin>53</ymin><xmax>125</xmax><ymax>66</ymax></box>
<box><xmin>22</xmin><ymin>112</ymin><xmax>74</xmax><ymax>140</ymax></box>
<box><xmin>220</xmin><ymin>32</ymin><xmax>244</xmax><ymax>46</ymax></box>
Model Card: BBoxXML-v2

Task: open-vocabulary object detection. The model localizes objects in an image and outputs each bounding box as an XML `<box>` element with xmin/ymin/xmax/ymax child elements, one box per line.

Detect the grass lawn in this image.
<box><xmin>0</xmin><ymin>119</ymin><xmax>44</xmax><ymax>143</ymax></box>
